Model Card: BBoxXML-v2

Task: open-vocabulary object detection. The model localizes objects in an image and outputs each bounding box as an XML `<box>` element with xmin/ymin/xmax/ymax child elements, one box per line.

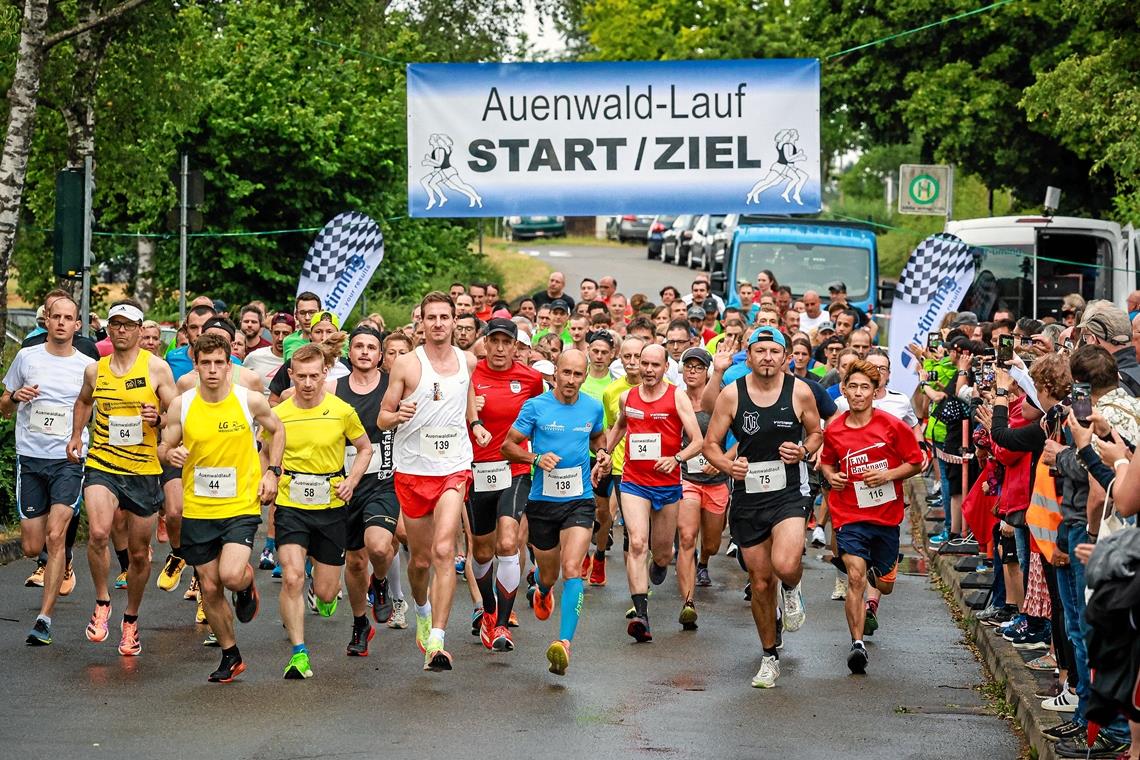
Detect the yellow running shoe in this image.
<box><xmin>195</xmin><ymin>592</ymin><xmax>207</xmax><ymax>624</ymax></box>
<box><xmin>114</xmin><ymin>571</ymin><xmax>128</xmax><ymax>590</ymax></box>
<box><xmin>156</xmin><ymin>553</ymin><xmax>186</xmax><ymax>592</ymax></box>
<box><xmin>59</xmin><ymin>562</ymin><xmax>76</xmax><ymax>596</ymax></box>
<box><xmin>415</xmin><ymin>613</ymin><xmax>430</xmax><ymax>654</ymax></box>
<box><xmin>546</xmin><ymin>639</ymin><xmax>570</xmax><ymax>676</ymax></box>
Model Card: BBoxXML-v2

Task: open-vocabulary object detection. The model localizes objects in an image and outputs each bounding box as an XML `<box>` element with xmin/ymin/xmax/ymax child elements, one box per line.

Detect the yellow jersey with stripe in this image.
<box><xmin>87</xmin><ymin>350</ymin><xmax>161</xmax><ymax>476</ymax></box>
<box><xmin>180</xmin><ymin>385</ymin><xmax>261</xmax><ymax>520</ymax></box>
<box><xmin>269</xmin><ymin>393</ymin><xmax>366</xmax><ymax>510</ymax></box>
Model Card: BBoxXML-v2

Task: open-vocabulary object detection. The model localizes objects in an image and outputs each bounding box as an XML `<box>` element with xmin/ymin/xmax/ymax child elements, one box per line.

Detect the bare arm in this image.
<box><xmin>674</xmin><ymin>387</ymin><xmax>704</xmax><ymax>462</ymax></box>
<box><xmin>702</xmin><ymin>383</ymin><xmax>747</xmax><ymax>479</ymax></box>
<box><xmin>67</xmin><ymin>363</ymin><xmax>98</xmax><ymax>463</ymax></box>
<box><xmin>604</xmin><ymin>390</ymin><xmax>630</xmax><ymax>453</ymax></box>
<box><xmin>502</xmin><ymin>427</ymin><xmax>540</xmax><ymax>467</ymax></box>
<box><xmin>465</xmin><ymin>351</ymin><xmax>491</xmax><ymax>446</ymax></box>
<box><xmin>378</xmin><ymin>354</ymin><xmax>413</xmax><ymax>431</ymax></box>
<box><xmin>157</xmin><ymin>396</ymin><xmax>186</xmax><ymax>466</ymax></box>
<box><xmin>336</xmin><ymin>432</ymin><xmax>373</xmax><ymax>503</ymax></box>
<box><xmin>249</xmin><ymin>394</ymin><xmax>284</xmax><ymax>504</ymax></box>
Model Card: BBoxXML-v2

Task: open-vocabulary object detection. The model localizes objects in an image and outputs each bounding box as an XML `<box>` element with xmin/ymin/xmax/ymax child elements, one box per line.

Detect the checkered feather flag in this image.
<box><xmin>302</xmin><ymin>211</ymin><xmax>383</xmax><ymax>282</ymax></box>
<box><xmin>895</xmin><ymin>233</ymin><xmax>976</xmax><ymax>305</ymax></box>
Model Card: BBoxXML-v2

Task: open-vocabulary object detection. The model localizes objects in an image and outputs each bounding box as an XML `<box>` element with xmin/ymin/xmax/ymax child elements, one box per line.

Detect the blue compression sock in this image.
<box><xmin>292</xmin><ymin>643</ymin><xmax>308</xmax><ymax>655</ymax></box>
<box><xmin>559</xmin><ymin>578</ymin><xmax>585</xmax><ymax>642</ymax></box>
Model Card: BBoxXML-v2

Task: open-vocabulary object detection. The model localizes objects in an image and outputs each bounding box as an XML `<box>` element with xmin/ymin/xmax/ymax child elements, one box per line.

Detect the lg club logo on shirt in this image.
<box><xmin>217</xmin><ymin>419</ymin><xmax>249</xmax><ymax>434</ymax></box>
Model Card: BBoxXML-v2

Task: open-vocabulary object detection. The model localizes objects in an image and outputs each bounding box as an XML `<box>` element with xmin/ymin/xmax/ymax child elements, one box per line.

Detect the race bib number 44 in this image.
<box><xmin>745</xmin><ymin>460</ymin><xmax>786</xmax><ymax>494</ymax></box>
<box><xmin>193</xmin><ymin>467</ymin><xmax>237</xmax><ymax>499</ymax></box>
<box><xmin>542</xmin><ymin>467</ymin><xmax>583</xmax><ymax>498</ymax></box>
<box><xmin>109</xmin><ymin>415</ymin><xmax>143</xmax><ymax>446</ymax></box>
<box><xmin>420</xmin><ymin>427</ymin><xmax>461</xmax><ymax>459</ymax></box>
<box><xmin>289</xmin><ymin>474</ymin><xmax>331</xmax><ymax>506</ymax></box>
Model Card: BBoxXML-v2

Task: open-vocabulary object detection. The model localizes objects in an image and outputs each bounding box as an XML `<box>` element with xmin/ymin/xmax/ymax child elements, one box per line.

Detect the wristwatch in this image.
<box><xmin>995</xmin><ymin>388</ymin><xmax>1009</xmax><ymax>397</ymax></box>
<box><xmin>266</xmin><ymin>465</ymin><xmax>282</xmax><ymax>477</ymax></box>
<box><xmin>533</xmin><ymin>452</ymin><xmax>542</xmax><ymax>466</ymax></box>
<box><xmin>469</xmin><ymin>418</ymin><xmax>485</xmax><ymax>430</ymax></box>
<box><xmin>673</xmin><ymin>454</ymin><xmax>683</xmax><ymax>464</ymax></box>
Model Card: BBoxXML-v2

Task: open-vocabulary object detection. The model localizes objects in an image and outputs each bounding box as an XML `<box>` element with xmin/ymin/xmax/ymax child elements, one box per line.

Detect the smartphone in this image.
<box><xmin>926</xmin><ymin>370</ymin><xmax>939</xmax><ymax>383</ymax></box>
<box><xmin>927</xmin><ymin>332</ymin><xmax>942</xmax><ymax>351</ymax></box>
<box><xmin>998</xmin><ymin>334</ymin><xmax>1014</xmax><ymax>364</ymax></box>
<box><xmin>1072</xmin><ymin>382</ymin><xmax>1092</xmax><ymax>427</ymax></box>
<box><xmin>982</xmin><ymin>360</ymin><xmax>996</xmax><ymax>389</ymax></box>
<box><xmin>1020</xmin><ymin>335</ymin><xmax>1033</xmax><ymax>347</ymax></box>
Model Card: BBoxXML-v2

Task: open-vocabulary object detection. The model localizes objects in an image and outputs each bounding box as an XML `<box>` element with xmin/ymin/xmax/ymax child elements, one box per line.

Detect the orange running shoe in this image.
<box><xmin>491</xmin><ymin>625</ymin><xmax>514</xmax><ymax>652</ymax></box>
<box><xmin>533</xmin><ymin>586</ymin><xmax>554</xmax><ymax>621</ymax></box>
<box><xmin>479</xmin><ymin>610</ymin><xmax>496</xmax><ymax>649</ymax></box>
<box><xmin>589</xmin><ymin>556</ymin><xmax>607</xmax><ymax>587</ymax></box>
<box><xmin>59</xmin><ymin>562</ymin><xmax>76</xmax><ymax>596</ymax></box>
<box><xmin>85</xmin><ymin>602</ymin><xmax>111</xmax><ymax>642</ymax></box>
<box><xmin>118</xmin><ymin>618</ymin><xmax>142</xmax><ymax>656</ymax></box>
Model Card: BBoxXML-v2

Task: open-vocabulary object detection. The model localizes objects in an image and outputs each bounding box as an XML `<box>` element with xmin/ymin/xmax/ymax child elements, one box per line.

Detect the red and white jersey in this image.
<box><xmin>623</xmin><ymin>385</ymin><xmax>683</xmax><ymax>488</ymax></box>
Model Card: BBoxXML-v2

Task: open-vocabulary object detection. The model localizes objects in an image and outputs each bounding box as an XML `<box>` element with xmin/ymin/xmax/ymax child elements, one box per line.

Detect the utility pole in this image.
<box><xmin>81</xmin><ymin>155</ymin><xmax>93</xmax><ymax>337</ymax></box>
<box><xmin>179</xmin><ymin>152</ymin><xmax>188</xmax><ymax>322</ymax></box>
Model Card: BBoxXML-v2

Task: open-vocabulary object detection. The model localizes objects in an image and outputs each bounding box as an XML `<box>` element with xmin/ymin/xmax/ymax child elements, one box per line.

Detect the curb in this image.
<box><xmin>904</xmin><ymin>478</ymin><xmax>1061</xmax><ymax>760</ymax></box>
<box><xmin>0</xmin><ymin>537</ymin><xmax>25</xmax><ymax>566</ymax></box>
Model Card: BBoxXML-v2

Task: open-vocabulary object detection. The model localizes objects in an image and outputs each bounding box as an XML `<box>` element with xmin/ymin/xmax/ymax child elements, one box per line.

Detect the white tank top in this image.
<box><xmin>393</xmin><ymin>345</ymin><xmax>474</xmax><ymax>476</ymax></box>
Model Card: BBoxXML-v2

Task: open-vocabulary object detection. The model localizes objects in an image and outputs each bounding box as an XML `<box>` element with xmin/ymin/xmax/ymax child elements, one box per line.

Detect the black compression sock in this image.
<box><xmin>764</xmin><ymin>646</ymin><xmax>779</xmax><ymax>659</ymax></box>
<box><xmin>123</xmin><ymin>613</ymin><xmax>138</xmax><ymax>624</ymax></box>
<box><xmin>115</xmin><ymin>548</ymin><xmax>130</xmax><ymax>572</ymax></box>
<box><xmin>632</xmin><ymin>593</ymin><xmax>648</xmax><ymax>619</ymax></box>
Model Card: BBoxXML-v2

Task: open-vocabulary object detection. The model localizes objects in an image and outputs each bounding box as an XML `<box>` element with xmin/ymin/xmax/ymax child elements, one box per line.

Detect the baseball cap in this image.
<box><xmin>951</xmin><ymin>311</ymin><xmax>979</xmax><ymax>327</ymax></box>
<box><xmin>212</xmin><ymin>298</ymin><xmax>228</xmax><ymax>313</ymax></box>
<box><xmin>703</xmin><ymin>299</ymin><xmax>719</xmax><ymax>313</ymax></box>
<box><xmin>271</xmin><ymin>312</ymin><xmax>296</xmax><ymax>328</ymax></box>
<box><xmin>681</xmin><ymin>347</ymin><xmax>712</xmax><ymax>367</ymax></box>
<box><xmin>516</xmin><ymin>328</ymin><xmax>533</xmax><ymax>345</ymax></box>
<box><xmin>1079</xmin><ymin>300</ymin><xmax>1132</xmax><ymax>345</ymax></box>
<box><xmin>108</xmin><ymin>302</ymin><xmax>145</xmax><ymax>324</ymax></box>
<box><xmin>817</xmin><ymin>320</ymin><xmax>836</xmax><ymax>333</ymax></box>
<box><xmin>485</xmin><ymin>317</ymin><xmax>518</xmax><ymax>340</ymax></box>
<box><xmin>586</xmin><ymin>330</ymin><xmax>615</xmax><ymax>346</ymax></box>
<box><xmin>532</xmin><ymin>359</ymin><xmax>556</xmax><ymax>375</ymax></box>
<box><xmin>827</xmin><ymin>282</ymin><xmax>847</xmax><ymax>294</ymax></box>
<box><xmin>748</xmin><ymin>326</ymin><xmax>787</xmax><ymax>349</ymax></box>
<box><xmin>491</xmin><ymin>308</ymin><xmax>512</xmax><ymax>320</ymax></box>
<box><xmin>549</xmin><ymin>298</ymin><xmax>570</xmax><ymax>312</ymax></box>
<box><xmin>686</xmin><ymin>305</ymin><xmax>705</xmax><ymax>320</ymax></box>
<box><xmin>309</xmin><ymin>310</ymin><xmax>342</xmax><ymax>330</ymax></box>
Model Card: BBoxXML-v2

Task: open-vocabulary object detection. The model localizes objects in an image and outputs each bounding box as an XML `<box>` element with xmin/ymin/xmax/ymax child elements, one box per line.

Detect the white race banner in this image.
<box><xmin>406</xmin><ymin>60</ymin><xmax>821</xmax><ymax>217</ymax></box>
<box><xmin>887</xmin><ymin>233</ymin><xmax>978</xmax><ymax>398</ymax></box>
<box><xmin>297</xmin><ymin>211</ymin><xmax>384</xmax><ymax>324</ymax></box>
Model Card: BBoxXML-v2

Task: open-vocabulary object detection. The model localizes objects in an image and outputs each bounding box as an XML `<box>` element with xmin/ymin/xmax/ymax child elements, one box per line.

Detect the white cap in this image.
<box><xmin>107</xmin><ymin>303</ymin><xmax>144</xmax><ymax>323</ymax></box>
<box><xmin>517</xmin><ymin>328</ymin><xmax>533</xmax><ymax>345</ymax></box>
<box><xmin>531</xmin><ymin>359</ymin><xmax>555</xmax><ymax>375</ymax></box>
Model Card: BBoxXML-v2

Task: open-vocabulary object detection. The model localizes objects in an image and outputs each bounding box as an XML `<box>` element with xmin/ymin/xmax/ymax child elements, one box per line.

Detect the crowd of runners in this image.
<box><xmin>6</xmin><ymin>264</ymin><xmax>1140</xmax><ymax>758</ymax></box>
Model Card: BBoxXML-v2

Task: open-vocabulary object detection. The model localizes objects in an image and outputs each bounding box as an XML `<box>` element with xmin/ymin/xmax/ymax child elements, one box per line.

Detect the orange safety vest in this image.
<box><xmin>1026</xmin><ymin>457</ymin><xmax>1062</xmax><ymax>562</ymax></box>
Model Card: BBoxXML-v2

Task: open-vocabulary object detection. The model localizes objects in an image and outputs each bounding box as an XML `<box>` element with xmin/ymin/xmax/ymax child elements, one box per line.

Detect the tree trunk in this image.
<box><xmin>0</xmin><ymin>0</ymin><xmax>51</xmax><ymax>343</ymax></box>
<box><xmin>134</xmin><ymin>235</ymin><xmax>154</xmax><ymax>310</ymax></box>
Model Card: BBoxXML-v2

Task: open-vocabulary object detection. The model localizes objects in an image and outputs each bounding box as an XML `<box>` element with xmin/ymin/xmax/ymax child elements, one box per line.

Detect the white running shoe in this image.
<box><xmin>387</xmin><ymin>598</ymin><xmax>408</xmax><ymax>629</ymax></box>
<box><xmin>810</xmin><ymin>526</ymin><xmax>826</xmax><ymax>548</ymax></box>
<box><xmin>751</xmin><ymin>655</ymin><xmax>780</xmax><ymax>688</ymax></box>
<box><xmin>1041</xmin><ymin>687</ymin><xmax>1078</xmax><ymax>713</ymax></box>
<box><xmin>781</xmin><ymin>583</ymin><xmax>806</xmax><ymax>632</ymax></box>
<box><xmin>831</xmin><ymin>575</ymin><xmax>848</xmax><ymax>601</ymax></box>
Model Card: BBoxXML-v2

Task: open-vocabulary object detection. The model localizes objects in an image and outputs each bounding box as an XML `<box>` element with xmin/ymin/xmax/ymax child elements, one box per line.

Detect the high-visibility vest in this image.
<box><xmin>1026</xmin><ymin>458</ymin><xmax>1062</xmax><ymax>562</ymax></box>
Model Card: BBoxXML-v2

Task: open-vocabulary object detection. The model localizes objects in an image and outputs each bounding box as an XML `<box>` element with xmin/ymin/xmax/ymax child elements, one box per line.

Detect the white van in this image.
<box><xmin>944</xmin><ymin>215</ymin><xmax>1139</xmax><ymax>319</ymax></box>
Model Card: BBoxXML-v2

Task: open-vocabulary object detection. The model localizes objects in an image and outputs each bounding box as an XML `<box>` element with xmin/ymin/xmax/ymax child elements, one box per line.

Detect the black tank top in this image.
<box><xmin>777</xmin><ymin>142</ymin><xmax>790</xmax><ymax>165</ymax></box>
<box><xmin>730</xmin><ymin>374</ymin><xmax>807</xmax><ymax>506</ymax></box>
<box><xmin>683</xmin><ymin>408</ymin><xmax>728</xmax><ymax>486</ymax></box>
<box><xmin>336</xmin><ymin>372</ymin><xmax>394</xmax><ymax>488</ymax></box>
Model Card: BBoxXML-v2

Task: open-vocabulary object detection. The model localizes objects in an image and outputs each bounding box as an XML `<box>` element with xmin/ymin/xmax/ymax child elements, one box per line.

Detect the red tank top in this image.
<box><xmin>623</xmin><ymin>385</ymin><xmax>683</xmax><ymax>487</ymax></box>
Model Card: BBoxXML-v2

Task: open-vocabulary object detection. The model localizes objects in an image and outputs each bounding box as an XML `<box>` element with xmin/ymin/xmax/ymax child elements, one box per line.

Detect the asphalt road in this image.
<box><xmin>515</xmin><ymin>239</ymin><xmax>699</xmax><ymax>303</ymax></box>
<box><xmin>1</xmin><ymin>526</ymin><xmax>1018</xmax><ymax>759</ymax></box>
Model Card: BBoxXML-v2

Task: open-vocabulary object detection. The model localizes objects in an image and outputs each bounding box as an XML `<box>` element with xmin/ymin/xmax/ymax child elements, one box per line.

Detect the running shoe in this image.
<box><xmin>1054</xmin><ymin>735</ymin><xmax>1129</xmax><ymax>758</ymax></box>
<box><xmin>424</xmin><ymin>637</ymin><xmax>453</xmax><ymax>672</ymax></box>
<box><xmin>864</xmin><ymin>605</ymin><xmax>878</xmax><ymax>636</ymax></box>
<box><xmin>387</xmin><ymin>599</ymin><xmax>408</xmax><ymax>629</ymax></box>
<box><xmin>347</xmin><ymin>619</ymin><xmax>375</xmax><ymax>657</ymax></box>
<box><xmin>370</xmin><ymin>576</ymin><xmax>393</xmax><ymax>624</ymax></box>
<box><xmin>208</xmin><ymin>652</ymin><xmax>245</xmax><ymax>683</ymax></box>
<box><xmin>507</xmin><ymin>611</ymin><xmax>519</xmax><ymax>628</ymax></box>
<box><xmin>981</xmin><ymin>606</ymin><xmax>1018</xmax><ymax>627</ymax></box>
<box><xmin>470</xmin><ymin>606</ymin><xmax>484</xmax><ymax>636</ymax></box>
<box><xmin>454</xmin><ymin>553</ymin><xmax>466</xmax><ymax>575</ymax></box>
<box><xmin>781</xmin><ymin>583</ymin><xmax>806</xmax><ymax>632</ymax></box>
<box><xmin>928</xmin><ymin>530</ymin><xmax>950</xmax><ymax>546</ymax></box>
<box><xmin>272</xmin><ymin>561</ymin><xmax>282</xmax><ymax>579</ymax></box>
<box><xmin>196</xmin><ymin>594</ymin><xmax>208</xmax><ymax>624</ymax></box>
<box><xmin>479</xmin><ymin>611</ymin><xmax>496</xmax><ymax>650</ymax></box>
<box><xmin>975</xmin><ymin>604</ymin><xmax>1007</xmax><ymax>623</ymax></box>
<box><xmin>415</xmin><ymin>612</ymin><xmax>431</xmax><ymax>653</ymax></box>
<box><xmin>305</xmin><ymin>583</ymin><xmax>318</xmax><ymax>613</ymax></box>
<box><xmin>114</xmin><ymin>571</ymin><xmax>128</xmax><ymax>590</ymax></box>
<box><xmin>695</xmin><ymin>565</ymin><xmax>712</xmax><ymax>587</ymax></box>
<box><xmin>202</xmin><ymin>631</ymin><xmax>219</xmax><ymax>647</ymax></box>
<box><xmin>546</xmin><ymin>639</ymin><xmax>570</xmax><ymax>676</ymax></box>
<box><xmin>649</xmin><ymin>561</ymin><xmax>668</xmax><ymax>586</ymax></box>
<box><xmin>25</xmin><ymin>563</ymin><xmax>45</xmax><ymax>587</ymax></box>
<box><xmin>831</xmin><ymin>576</ymin><xmax>848</xmax><ymax>601</ymax></box>
<box><xmin>627</xmin><ymin>616</ymin><xmax>652</xmax><ymax>643</ymax></box>
<box><xmin>184</xmin><ymin>574</ymin><xmax>200</xmax><ymax>601</ymax></box>
<box><xmin>726</xmin><ymin>541</ymin><xmax>738</xmax><ymax>558</ymax></box>
<box><xmin>589</xmin><ymin>556</ymin><xmax>607</xmax><ymax>587</ymax></box>
<box><xmin>1042</xmin><ymin>720</ymin><xmax>1084</xmax><ymax>741</ymax></box>
<box><xmin>847</xmin><ymin>641</ymin><xmax>868</xmax><ymax>674</ymax></box>
<box><xmin>743</xmin><ymin>582</ymin><xmax>752</xmax><ymax>601</ymax></box>
<box><xmin>118</xmin><ymin>619</ymin><xmax>142</xmax><ymax>656</ymax></box>
<box><xmin>283</xmin><ymin>651</ymin><xmax>313</xmax><ymax>679</ymax></box>
<box><xmin>679</xmin><ymin>601</ymin><xmax>698</xmax><ymax>631</ymax></box>
<box><xmin>1026</xmin><ymin>654</ymin><xmax>1058</xmax><ymax>672</ymax></box>
<box><xmin>156</xmin><ymin>514</ymin><xmax>168</xmax><ymax>544</ymax></box>
<box><xmin>156</xmin><ymin>552</ymin><xmax>186</xmax><ymax>592</ymax></box>
<box><xmin>1041</xmin><ymin>687</ymin><xmax>1078</xmax><ymax>713</ymax></box>
<box><xmin>533</xmin><ymin>586</ymin><xmax>554</xmax><ymax>621</ymax></box>
<box><xmin>26</xmin><ymin>618</ymin><xmax>52</xmax><ymax>646</ymax></box>
<box><xmin>751</xmin><ymin>655</ymin><xmax>780</xmax><ymax>688</ymax></box>
<box><xmin>491</xmin><ymin>626</ymin><xmax>514</xmax><ymax>652</ymax></box>
<box><xmin>314</xmin><ymin>595</ymin><xmax>338</xmax><ymax>618</ymax></box>
<box><xmin>580</xmin><ymin>553</ymin><xmax>592</xmax><ymax>579</ymax></box>
<box><xmin>810</xmin><ymin>526</ymin><xmax>826</xmax><ymax>548</ymax></box>
<box><xmin>1010</xmin><ymin>621</ymin><xmax>1051</xmax><ymax>650</ymax></box>
<box><xmin>59</xmin><ymin>562</ymin><xmax>76</xmax><ymax>596</ymax></box>
<box><xmin>86</xmin><ymin>602</ymin><xmax>111</xmax><ymax>642</ymax></box>
<box><xmin>258</xmin><ymin>548</ymin><xmax>275</xmax><ymax>570</ymax></box>
<box><xmin>233</xmin><ymin>580</ymin><xmax>260</xmax><ymax>624</ymax></box>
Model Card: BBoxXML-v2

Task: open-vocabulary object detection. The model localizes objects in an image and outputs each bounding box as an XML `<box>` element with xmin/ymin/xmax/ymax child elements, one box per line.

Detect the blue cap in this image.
<box><xmin>748</xmin><ymin>326</ymin><xmax>787</xmax><ymax>349</ymax></box>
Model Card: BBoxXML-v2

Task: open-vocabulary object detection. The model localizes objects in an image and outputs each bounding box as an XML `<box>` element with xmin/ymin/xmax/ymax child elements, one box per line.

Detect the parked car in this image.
<box><xmin>687</xmin><ymin>214</ymin><xmax>726</xmax><ymax>269</ymax></box>
<box><xmin>703</xmin><ymin>213</ymin><xmax>741</xmax><ymax>272</ymax></box>
<box><xmin>661</xmin><ymin>214</ymin><xmax>697</xmax><ymax>265</ymax></box>
<box><xmin>607</xmin><ymin>214</ymin><xmax>655</xmax><ymax>242</ymax></box>
<box><xmin>505</xmin><ymin>215</ymin><xmax>566</xmax><ymax>241</ymax></box>
<box><xmin>646</xmin><ymin>215</ymin><xmax>677</xmax><ymax>259</ymax></box>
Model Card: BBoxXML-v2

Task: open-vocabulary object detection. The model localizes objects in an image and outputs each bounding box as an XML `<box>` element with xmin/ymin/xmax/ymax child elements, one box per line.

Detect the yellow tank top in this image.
<box><xmin>87</xmin><ymin>350</ymin><xmax>161</xmax><ymax>475</ymax></box>
<box><xmin>180</xmin><ymin>385</ymin><xmax>261</xmax><ymax>520</ymax></box>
